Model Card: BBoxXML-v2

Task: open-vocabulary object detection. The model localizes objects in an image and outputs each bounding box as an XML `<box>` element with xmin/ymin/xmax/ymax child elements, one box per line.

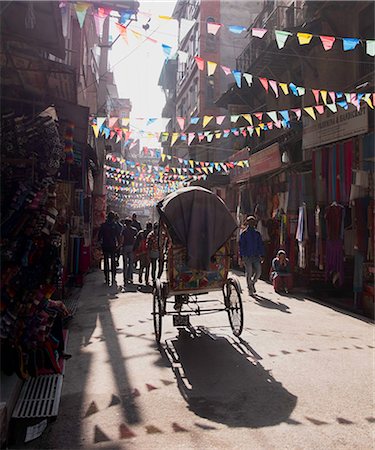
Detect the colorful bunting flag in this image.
<box><xmin>221</xmin><ymin>65</ymin><xmax>232</xmax><ymax>75</ymax></box>
<box><xmin>203</xmin><ymin>116</ymin><xmax>213</xmax><ymax>127</ymax></box>
<box><xmin>216</xmin><ymin>115</ymin><xmax>225</xmax><ymax>125</ymax></box>
<box><xmin>312</xmin><ymin>89</ymin><xmax>320</xmax><ymax>104</ymax></box>
<box><xmin>342</xmin><ymin>38</ymin><xmax>360</xmax><ymax>51</ymax></box>
<box><xmin>171</xmin><ymin>133</ymin><xmax>179</xmax><ymax>146</ymax></box>
<box><xmin>207</xmin><ymin>61</ymin><xmax>217</xmax><ymax>76</ymax></box>
<box><xmin>269</xmin><ymin>80</ymin><xmax>279</xmax><ymax>97</ymax></box>
<box><xmin>259</xmin><ymin>77</ymin><xmax>268</xmax><ymax>92</ymax></box>
<box><xmin>228</xmin><ymin>25</ymin><xmax>247</xmax><ymax>34</ymax></box>
<box><xmin>366</xmin><ymin>40</ymin><xmax>375</xmax><ymax>56</ymax></box>
<box><xmin>74</xmin><ymin>2</ymin><xmax>90</xmax><ymax>28</ymax></box>
<box><xmin>297</xmin><ymin>32</ymin><xmax>313</xmax><ymax>45</ymax></box>
<box><xmin>252</xmin><ymin>28</ymin><xmax>267</xmax><ymax>38</ymax></box>
<box><xmin>320</xmin><ymin>35</ymin><xmax>335</xmax><ymax>51</ymax></box>
<box><xmin>177</xmin><ymin>117</ymin><xmax>185</xmax><ymax>130</ymax></box>
<box><xmin>242</xmin><ymin>114</ymin><xmax>253</xmax><ymax>125</ymax></box>
<box><xmin>194</xmin><ymin>56</ymin><xmax>204</xmax><ymax>71</ymax></box>
<box><xmin>178</xmin><ymin>50</ymin><xmax>188</xmax><ymax>63</ymax></box>
<box><xmin>207</xmin><ymin>22</ymin><xmax>222</xmax><ymax>35</ymax></box>
<box><xmin>315</xmin><ymin>105</ymin><xmax>325</xmax><ymax>115</ymax></box>
<box><xmin>279</xmin><ymin>82</ymin><xmax>289</xmax><ymax>95</ymax></box>
<box><xmin>162</xmin><ymin>43</ymin><xmax>172</xmax><ymax>59</ymax></box>
<box><xmin>243</xmin><ymin>73</ymin><xmax>253</xmax><ymax>87</ymax></box>
<box><xmin>304</xmin><ymin>107</ymin><xmax>316</xmax><ymax>120</ymax></box>
<box><xmin>232</xmin><ymin>70</ymin><xmax>242</xmax><ymax>88</ymax></box>
<box><xmin>275</xmin><ymin>30</ymin><xmax>292</xmax><ymax>49</ymax></box>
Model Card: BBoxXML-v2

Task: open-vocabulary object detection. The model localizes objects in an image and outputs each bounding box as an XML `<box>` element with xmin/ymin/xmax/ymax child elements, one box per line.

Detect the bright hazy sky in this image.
<box><xmin>109</xmin><ymin>1</ymin><xmax>178</xmax><ymax>121</ymax></box>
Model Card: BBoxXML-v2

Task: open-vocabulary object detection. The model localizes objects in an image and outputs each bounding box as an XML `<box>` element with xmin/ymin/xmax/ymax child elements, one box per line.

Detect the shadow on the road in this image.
<box><xmin>163</xmin><ymin>331</ymin><xmax>297</xmax><ymax>428</ymax></box>
<box><xmin>253</xmin><ymin>295</ymin><xmax>291</xmax><ymax>314</ymax></box>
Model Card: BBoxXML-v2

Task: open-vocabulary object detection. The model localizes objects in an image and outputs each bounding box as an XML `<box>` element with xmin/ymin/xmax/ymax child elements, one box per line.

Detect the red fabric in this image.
<box><xmin>325</xmin><ymin>204</ymin><xmax>343</xmax><ymax>240</ymax></box>
<box><xmin>273</xmin><ymin>274</ymin><xmax>293</xmax><ymax>291</ymax></box>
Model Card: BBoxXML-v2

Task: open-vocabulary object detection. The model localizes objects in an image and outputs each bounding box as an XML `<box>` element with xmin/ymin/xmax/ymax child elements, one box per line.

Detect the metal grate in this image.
<box><xmin>63</xmin><ymin>297</ymin><xmax>79</xmax><ymax>316</ymax></box>
<box><xmin>12</xmin><ymin>375</ymin><xmax>63</xmax><ymax>418</ymax></box>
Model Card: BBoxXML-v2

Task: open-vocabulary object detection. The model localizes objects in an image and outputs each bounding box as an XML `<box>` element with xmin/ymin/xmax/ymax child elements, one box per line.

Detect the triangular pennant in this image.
<box><xmin>230</xmin><ymin>115</ymin><xmax>240</xmax><ymax>123</ymax></box>
<box><xmin>366</xmin><ymin>40</ymin><xmax>375</xmax><ymax>57</ymax></box>
<box><xmin>297</xmin><ymin>32</ymin><xmax>313</xmax><ymax>45</ymax></box>
<box><xmin>228</xmin><ymin>25</ymin><xmax>246</xmax><ymax>34</ymax></box>
<box><xmin>171</xmin><ymin>133</ymin><xmax>179</xmax><ymax>146</ymax></box>
<box><xmin>221</xmin><ymin>65</ymin><xmax>232</xmax><ymax>76</ymax></box>
<box><xmin>176</xmin><ymin>117</ymin><xmax>185</xmax><ymax>130</ymax></box>
<box><xmin>267</xmin><ymin>111</ymin><xmax>278</xmax><ymax>123</ymax></box>
<box><xmin>363</xmin><ymin>93</ymin><xmax>374</xmax><ymax>109</ymax></box>
<box><xmin>280</xmin><ymin>110</ymin><xmax>290</xmax><ymax>122</ymax></box>
<box><xmin>232</xmin><ymin>70</ymin><xmax>242</xmax><ymax>88</ymax></box>
<box><xmin>252</xmin><ymin>28</ymin><xmax>267</xmax><ymax>38</ymax></box>
<box><xmin>243</xmin><ymin>73</ymin><xmax>253</xmax><ymax>87</ymax></box>
<box><xmin>108</xmin><ymin>117</ymin><xmax>118</xmax><ymax>128</ymax></box>
<box><xmin>291</xmin><ymin>108</ymin><xmax>302</xmax><ymax>120</ymax></box>
<box><xmin>180</xmin><ymin>18</ymin><xmax>195</xmax><ymax>40</ymax></box>
<box><xmin>279</xmin><ymin>82</ymin><xmax>289</xmax><ymax>95</ymax></box>
<box><xmin>315</xmin><ymin>105</ymin><xmax>325</xmax><ymax>115</ymax></box>
<box><xmin>115</xmin><ymin>23</ymin><xmax>128</xmax><ymax>44</ymax></box>
<box><xmin>320</xmin><ymin>90</ymin><xmax>328</xmax><ymax>105</ymax></box>
<box><xmin>255</xmin><ymin>127</ymin><xmax>261</xmax><ymax>136</ymax></box>
<box><xmin>326</xmin><ymin>102</ymin><xmax>338</xmax><ymax>113</ymax></box>
<box><xmin>215</xmin><ymin>132</ymin><xmax>222</xmax><ymax>139</ymax></box>
<box><xmin>269</xmin><ymin>80</ymin><xmax>279</xmax><ymax>97</ymax></box>
<box><xmin>177</xmin><ymin>50</ymin><xmax>188</xmax><ymax>63</ymax></box>
<box><xmin>190</xmin><ymin>117</ymin><xmax>199</xmax><ymax>124</ymax></box>
<box><xmin>259</xmin><ymin>77</ymin><xmax>268</xmax><ymax>92</ymax></box>
<box><xmin>188</xmin><ymin>133</ymin><xmax>195</xmax><ymax>145</ymax></box>
<box><xmin>343</xmin><ymin>38</ymin><xmax>360</xmax><ymax>51</ymax></box>
<box><xmin>207</xmin><ymin>134</ymin><xmax>214</xmax><ymax>143</ymax></box>
<box><xmin>320</xmin><ymin>35</ymin><xmax>335</xmax><ymax>51</ymax></box>
<box><xmin>194</xmin><ymin>56</ymin><xmax>205</xmax><ymax>71</ymax></box>
<box><xmin>203</xmin><ymin>116</ymin><xmax>213</xmax><ymax>127</ymax></box>
<box><xmin>297</xmin><ymin>87</ymin><xmax>305</xmax><ymax>96</ymax></box>
<box><xmin>289</xmin><ymin>83</ymin><xmax>299</xmax><ymax>96</ymax></box>
<box><xmin>131</xmin><ymin>30</ymin><xmax>142</xmax><ymax>40</ymax></box>
<box><xmin>74</xmin><ymin>2</ymin><xmax>90</xmax><ymax>28</ymax></box>
<box><xmin>207</xmin><ymin>61</ymin><xmax>217</xmax><ymax>76</ymax></box>
<box><xmin>207</xmin><ymin>22</ymin><xmax>222</xmax><ymax>35</ymax></box>
<box><xmin>254</xmin><ymin>112</ymin><xmax>263</xmax><ymax>121</ymax></box>
<box><xmin>275</xmin><ymin>30</ymin><xmax>292</xmax><ymax>49</ymax></box>
<box><xmin>242</xmin><ymin>114</ymin><xmax>253</xmax><ymax>125</ymax></box>
<box><xmin>97</xmin><ymin>117</ymin><xmax>106</xmax><ymax>129</ymax></box>
<box><xmin>329</xmin><ymin>91</ymin><xmax>336</xmax><ymax>103</ymax></box>
<box><xmin>92</xmin><ymin>124</ymin><xmax>99</xmax><ymax>138</ymax></box>
<box><xmin>216</xmin><ymin>115</ymin><xmax>225</xmax><ymax>125</ymax></box>
<box><xmin>162</xmin><ymin>43</ymin><xmax>172</xmax><ymax>59</ymax></box>
<box><xmin>312</xmin><ymin>89</ymin><xmax>320</xmax><ymax>104</ymax></box>
<box><xmin>304</xmin><ymin>107</ymin><xmax>316</xmax><ymax>120</ymax></box>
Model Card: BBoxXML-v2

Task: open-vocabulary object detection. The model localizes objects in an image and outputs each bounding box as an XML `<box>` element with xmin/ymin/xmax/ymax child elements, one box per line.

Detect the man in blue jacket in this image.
<box><xmin>239</xmin><ymin>216</ymin><xmax>265</xmax><ymax>296</ymax></box>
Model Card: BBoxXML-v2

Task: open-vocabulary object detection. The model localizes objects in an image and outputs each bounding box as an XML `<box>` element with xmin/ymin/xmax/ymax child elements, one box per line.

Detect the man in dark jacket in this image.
<box><xmin>131</xmin><ymin>213</ymin><xmax>141</xmax><ymax>232</ymax></box>
<box><xmin>98</xmin><ymin>211</ymin><xmax>121</xmax><ymax>285</ymax></box>
<box><xmin>121</xmin><ymin>218</ymin><xmax>138</xmax><ymax>284</ymax></box>
<box><xmin>239</xmin><ymin>216</ymin><xmax>265</xmax><ymax>296</ymax></box>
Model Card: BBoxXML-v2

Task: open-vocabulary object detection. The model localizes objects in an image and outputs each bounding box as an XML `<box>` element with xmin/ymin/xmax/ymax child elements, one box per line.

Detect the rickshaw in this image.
<box><xmin>152</xmin><ymin>186</ymin><xmax>244</xmax><ymax>343</ymax></box>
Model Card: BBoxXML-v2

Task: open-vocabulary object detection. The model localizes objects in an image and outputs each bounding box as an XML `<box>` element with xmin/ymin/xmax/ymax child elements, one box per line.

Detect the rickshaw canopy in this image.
<box><xmin>157</xmin><ymin>186</ymin><xmax>237</xmax><ymax>270</ymax></box>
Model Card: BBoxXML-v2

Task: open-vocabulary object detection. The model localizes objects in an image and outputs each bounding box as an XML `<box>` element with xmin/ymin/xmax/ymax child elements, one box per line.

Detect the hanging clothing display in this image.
<box><xmin>296</xmin><ymin>204</ymin><xmax>308</xmax><ymax>269</ymax></box>
<box><xmin>314</xmin><ymin>205</ymin><xmax>324</xmax><ymax>270</ymax></box>
<box><xmin>324</xmin><ymin>203</ymin><xmax>345</xmax><ymax>286</ymax></box>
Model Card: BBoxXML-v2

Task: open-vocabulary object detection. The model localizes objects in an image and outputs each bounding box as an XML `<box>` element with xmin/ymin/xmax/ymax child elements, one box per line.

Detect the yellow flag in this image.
<box><xmin>364</xmin><ymin>93</ymin><xmax>374</xmax><ymax>109</ymax></box>
<box><xmin>202</xmin><ymin>167</ymin><xmax>209</xmax><ymax>175</ymax></box>
<box><xmin>207</xmin><ymin>61</ymin><xmax>217</xmax><ymax>76</ymax></box>
<box><xmin>304</xmin><ymin>107</ymin><xmax>316</xmax><ymax>120</ymax></box>
<box><xmin>297</xmin><ymin>33</ymin><xmax>313</xmax><ymax>45</ymax></box>
<box><xmin>159</xmin><ymin>15</ymin><xmax>173</xmax><ymax>20</ymax></box>
<box><xmin>215</xmin><ymin>132</ymin><xmax>222</xmax><ymax>139</ymax></box>
<box><xmin>320</xmin><ymin>90</ymin><xmax>328</xmax><ymax>105</ymax></box>
<box><xmin>237</xmin><ymin>161</ymin><xmax>244</xmax><ymax>168</ymax></box>
<box><xmin>259</xmin><ymin>123</ymin><xmax>265</xmax><ymax>130</ymax></box>
<box><xmin>131</xmin><ymin>30</ymin><xmax>142</xmax><ymax>40</ymax></box>
<box><xmin>171</xmin><ymin>132</ymin><xmax>179</xmax><ymax>146</ymax></box>
<box><xmin>189</xmin><ymin>160</ymin><xmax>194</xmax><ymax>167</ymax></box>
<box><xmin>161</xmin><ymin>154</ymin><xmax>166</xmax><ymax>162</ymax></box>
<box><xmin>279</xmin><ymin>83</ymin><xmax>289</xmax><ymax>95</ymax></box>
<box><xmin>203</xmin><ymin>116</ymin><xmax>213</xmax><ymax>127</ymax></box>
<box><xmin>242</xmin><ymin>114</ymin><xmax>253</xmax><ymax>125</ymax></box>
<box><xmin>92</xmin><ymin>124</ymin><xmax>99</xmax><ymax>138</ymax></box>
<box><xmin>122</xmin><ymin>118</ymin><xmax>130</xmax><ymax>126</ymax></box>
<box><xmin>255</xmin><ymin>127</ymin><xmax>261</xmax><ymax>136</ymax></box>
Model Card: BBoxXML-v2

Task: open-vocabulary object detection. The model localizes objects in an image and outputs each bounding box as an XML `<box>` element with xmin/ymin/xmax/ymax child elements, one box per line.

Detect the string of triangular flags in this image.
<box><xmin>92</xmin><ymin>97</ymin><xmax>373</xmax><ymax>146</ymax></box>
<box><xmin>106</xmin><ymin>154</ymin><xmax>249</xmax><ymax>171</ymax></box>
<box><xmin>142</xmin><ymin>11</ymin><xmax>375</xmax><ymax>56</ymax></box>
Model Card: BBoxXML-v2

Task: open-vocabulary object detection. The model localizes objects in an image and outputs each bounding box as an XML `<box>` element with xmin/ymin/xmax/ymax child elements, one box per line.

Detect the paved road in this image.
<box><xmin>15</xmin><ymin>269</ymin><xmax>374</xmax><ymax>449</ymax></box>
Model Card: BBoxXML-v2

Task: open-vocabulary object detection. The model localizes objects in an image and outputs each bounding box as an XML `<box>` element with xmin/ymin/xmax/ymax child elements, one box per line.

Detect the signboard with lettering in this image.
<box><xmin>302</xmin><ymin>105</ymin><xmax>368</xmax><ymax>150</ymax></box>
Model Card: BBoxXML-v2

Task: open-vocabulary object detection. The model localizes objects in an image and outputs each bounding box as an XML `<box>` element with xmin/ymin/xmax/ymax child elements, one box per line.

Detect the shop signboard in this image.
<box><xmin>248</xmin><ymin>143</ymin><xmax>281</xmax><ymax>178</ymax></box>
<box><xmin>302</xmin><ymin>105</ymin><xmax>368</xmax><ymax>151</ymax></box>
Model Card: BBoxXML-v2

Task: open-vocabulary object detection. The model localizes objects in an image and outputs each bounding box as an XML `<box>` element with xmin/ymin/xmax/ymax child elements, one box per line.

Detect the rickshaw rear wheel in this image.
<box><xmin>224</xmin><ymin>278</ymin><xmax>243</xmax><ymax>337</ymax></box>
<box><xmin>153</xmin><ymin>285</ymin><xmax>163</xmax><ymax>343</ymax></box>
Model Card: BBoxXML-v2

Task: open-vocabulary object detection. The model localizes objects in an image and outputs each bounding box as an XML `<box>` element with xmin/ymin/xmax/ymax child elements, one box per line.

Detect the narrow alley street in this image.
<box><xmin>14</xmin><ymin>269</ymin><xmax>374</xmax><ymax>450</ymax></box>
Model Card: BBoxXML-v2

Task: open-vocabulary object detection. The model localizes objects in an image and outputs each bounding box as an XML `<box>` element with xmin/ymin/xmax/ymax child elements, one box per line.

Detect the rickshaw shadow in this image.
<box><xmin>164</xmin><ymin>330</ymin><xmax>297</xmax><ymax>428</ymax></box>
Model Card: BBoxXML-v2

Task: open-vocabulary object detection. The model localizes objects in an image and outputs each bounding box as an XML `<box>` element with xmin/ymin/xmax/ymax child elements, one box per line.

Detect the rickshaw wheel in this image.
<box><xmin>153</xmin><ymin>285</ymin><xmax>163</xmax><ymax>344</ymax></box>
<box><xmin>224</xmin><ymin>278</ymin><xmax>243</xmax><ymax>337</ymax></box>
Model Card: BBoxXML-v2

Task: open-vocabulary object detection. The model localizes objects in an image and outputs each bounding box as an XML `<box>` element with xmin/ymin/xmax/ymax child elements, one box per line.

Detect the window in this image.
<box><xmin>206</xmin><ymin>78</ymin><xmax>215</xmax><ymax>106</ymax></box>
<box><xmin>205</xmin><ymin>17</ymin><xmax>216</xmax><ymax>53</ymax></box>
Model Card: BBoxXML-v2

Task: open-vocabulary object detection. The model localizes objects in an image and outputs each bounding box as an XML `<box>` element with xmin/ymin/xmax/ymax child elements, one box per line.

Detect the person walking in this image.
<box><xmin>121</xmin><ymin>218</ymin><xmax>138</xmax><ymax>284</ymax></box>
<box><xmin>239</xmin><ymin>215</ymin><xmax>265</xmax><ymax>296</ymax></box>
<box><xmin>134</xmin><ymin>229</ymin><xmax>150</xmax><ymax>284</ymax></box>
<box><xmin>131</xmin><ymin>213</ymin><xmax>142</xmax><ymax>232</ymax></box>
<box><xmin>98</xmin><ymin>211</ymin><xmax>121</xmax><ymax>285</ymax></box>
<box><xmin>114</xmin><ymin>213</ymin><xmax>123</xmax><ymax>268</ymax></box>
<box><xmin>146</xmin><ymin>222</ymin><xmax>160</xmax><ymax>283</ymax></box>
